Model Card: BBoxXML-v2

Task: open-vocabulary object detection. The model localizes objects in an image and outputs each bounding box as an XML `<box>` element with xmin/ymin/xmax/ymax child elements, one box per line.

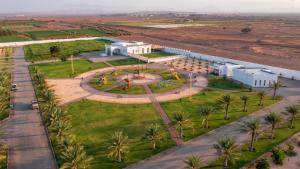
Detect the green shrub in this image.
<box><xmin>256</xmin><ymin>158</ymin><xmax>270</xmax><ymax>169</ymax></box>
<box><xmin>272</xmin><ymin>148</ymin><xmax>285</xmax><ymax>165</ymax></box>
<box><xmin>285</xmin><ymin>144</ymin><xmax>297</xmax><ymax>157</ymax></box>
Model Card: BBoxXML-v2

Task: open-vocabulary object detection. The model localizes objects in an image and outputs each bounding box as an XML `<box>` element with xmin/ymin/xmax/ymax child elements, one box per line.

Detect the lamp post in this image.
<box><xmin>70</xmin><ymin>55</ymin><xmax>74</xmax><ymax>75</ymax></box>
<box><xmin>189</xmin><ymin>72</ymin><xmax>193</xmax><ymax>100</ymax></box>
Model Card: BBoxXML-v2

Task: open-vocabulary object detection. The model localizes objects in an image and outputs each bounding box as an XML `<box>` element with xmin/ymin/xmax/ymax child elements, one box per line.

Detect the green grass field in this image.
<box><xmin>65</xmin><ymin>100</ymin><xmax>175</xmax><ymax>169</ymax></box>
<box><xmin>142</xmin><ymin>51</ymin><xmax>175</xmax><ymax>58</ymax></box>
<box><xmin>0</xmin><ymin>144</ymin><xmax>7</xmax><ymax>169</ymax></box>
<box><xmin>108</xmin><ymin>58</ymin><xmax>145</xmax><ymax>66</ymax></box>
<box><xmin>25</xmin><ymin>40</ymin><xmax>110</xmax><ymax>61</ymax></box>
<box><xmin>208</xmin><ymin>76</ymin><xmax>246</xmax><ymax>90</ymax></box>
<box><xmin>26</xmin><ymin>30</ymin><xmax>69</xmax><ymax>39</ymax></box>
<box><xmin>65</xmin><ymin>28</ymin><xmax>110</xmax><ymax>37</ymax></box>
<box><xmin>0</xmin><ymin>36</ymin><xmax>30</xmax><ymax>43</ymax></box>
<box><xmin>32</xmin><ymin>59</ymin><xmax>107</xmax><ymax>78</ymax></box>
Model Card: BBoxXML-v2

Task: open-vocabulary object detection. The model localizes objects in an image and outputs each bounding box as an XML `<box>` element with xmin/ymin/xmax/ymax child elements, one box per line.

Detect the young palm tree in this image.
<box><xmin>270</xmin><ymin>81</ymin><xmax>282</xmax><ymax>99</ymax></box>
<box><xmin>142</xmin><ymin>123</ymin><xmax>163</xmax><ymax>150</ymax></box>
<box><xmin>286</xmin><ymin>105</ymin><xmax>300</xmax><ymax>128</ymax></box>
<box><xmin>257</xmin><ymin>91</ymin><xmax>266</xmax><ymax>106</ymax></box>
<box><xmin>183</xmin><ymin>155</ymin><xmax>201</xmax><ymax>169</ymax></box>
<box><xmin>107</xmin><ymin>131</ymin><xmax>129</xmax><ymax>162</ymax></box>
<box><xmin>240</xmin><ymin>95</ymin><xmax>249</xmax><ymax>112</ymax></box>
<box><xmin>49</xmin><ymin>120</ymin><xmax>72</xmax><ymax>142</ymax></box>
<box><xmin>60</xmin><ymin>143</ymin><xmax>93</xmax><ymax>169</ymax></box>
<box><xmin>199</xmin><ymin>106</ymin><xmax>214</xmax><ymax>128</ymax></box>
<box><xmin>242</xmin><ymin>119</ymin><xmax>261</xmax><ymax>152</ymax></box>
<box><xmin>213</xmin><ymin>137</ymin><xmax>239</xmax><ymax>167</ymax></box>
<box><xmin>173</xmin><ymin>112</ymin><xmax>193</xmax><ymax>139</ymax></box>
<box><xmin>264</xmin><ymin>112</ymin><xmax>281</xmax><ymax>139</ymax></box>
<box><xmin>219</xmin><ymin>95</ymin><xmax>234</xmax><ymax>120</ymax></box>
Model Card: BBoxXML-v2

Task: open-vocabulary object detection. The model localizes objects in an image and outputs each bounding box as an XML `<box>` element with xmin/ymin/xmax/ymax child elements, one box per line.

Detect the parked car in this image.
<box><xmin>31</xmin><ymin>100</ymin><xmax>39</xmax><ymax>110</ymax></box>
<box><xmin>11</xmin><ymin>84</ymin><xmax>17</xmax><ymax>91</ymax></box>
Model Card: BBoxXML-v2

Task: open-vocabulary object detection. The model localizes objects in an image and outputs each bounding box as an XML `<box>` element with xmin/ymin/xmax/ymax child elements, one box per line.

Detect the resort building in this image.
<box><xmin>210</xmin><ymin>62</ymin><xmax>243</xmax><ymax>77</ymax></box>
<box><xmin>232</xmin><ymin>68</ymin><xmax>278</xmax><ymax>88</ymax></box>
<box><xmin>105</xmin><ymin>41</ymin><xmax>152</xmax><ymax>56</ymax></box>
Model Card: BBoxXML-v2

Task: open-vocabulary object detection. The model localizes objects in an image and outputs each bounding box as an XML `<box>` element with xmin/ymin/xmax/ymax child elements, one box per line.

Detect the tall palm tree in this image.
<box><xmin>142</xmin><ymin>123</ymin><xmax>163</xmax><ymax>150</ymax></box>
<box><xmin>213</xmin><ymin>137</ymin><xmax>239</xmax><ymax>167</ymax></box>
<box><xmin>107</xmin><ymin>131</ymin><xmax>129</xmax><ymax>162</ymax></box>
<box><xmin>286</xmin><ymin>105</ymin><xmax>300</xmax><ymax>129</ymax></box>
<box><xmin>183</xmin><ymin>155</ymin><xmax>201</xmax><ymax>169</ymax></box>
<box><xmin>219</xmin><ymin>95</ymin><xmax>234</xmax><ymax>120</ymax></box>
<box><xmin>60</xmin><ymin>143</ymin><xmax>93</xmax><ymax>169</ymax></box>
<box><xmin>257</xmin><ymin>91</ymin><xmax>266</xmax><ymax>106</ymax></box>
<box><xmin>173</xmin><ymin>112</ymin><xmax>193</xmax><ymax>139</ymax></box>
<box><xmin>240</xmin><ymin>95</ymin><xmax>249</xmax><ymax>112</ymax></box>
<box><xmin>270</xmin><ymin>81</ymin><xmax>282</xmax><ymax>99</ymax></box>
<box><xmin>265</xmin><ymin>112</ymin><xmax>281</xmax><ymax>139</ymax></box>
<box><xmin>199</xmin><ymin>106</ymin><xmax>214</xmax><ymax>128</ymax></box>
<box><xmin>242</xmin><ymin>119</ymin><xmax>261</xmax><ymax>152</ymax></box>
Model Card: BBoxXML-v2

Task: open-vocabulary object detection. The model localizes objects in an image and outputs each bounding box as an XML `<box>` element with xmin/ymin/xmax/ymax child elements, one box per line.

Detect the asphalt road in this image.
<box><xmin>1</xmin><ymin>47</ymin><xmax>56</xmax><ymax>169</ymax></box>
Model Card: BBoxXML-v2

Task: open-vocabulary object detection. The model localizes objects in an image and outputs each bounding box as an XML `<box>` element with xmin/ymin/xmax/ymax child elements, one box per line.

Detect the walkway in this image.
<box><xmin>0</xmin><ymin>47</ymin><xmax>57</xmax><ymax>169</ymax></box>
<box><xmin>143</xmin><ymin>84</ymin><xmax>183</xmax><ymax>145</ymax></box>
<box><xmin>126</xmin><ymin>95</ymin><xmax>300</xmax><ymax>169</ymax></box>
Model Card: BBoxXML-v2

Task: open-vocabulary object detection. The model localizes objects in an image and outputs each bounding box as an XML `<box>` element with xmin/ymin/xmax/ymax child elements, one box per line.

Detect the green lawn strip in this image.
<box><xmin>0</xmin><ymin>144</ymin><xmax>7</xmax><ymax>169</ymax></box>
<box><xmin>24</xmin><ymin>40</ymin><xmax>110</xmax><ymax>62</ymax></box>
<box><xmin>64</xmin><ymin>28</ymin><xmax>110</xmax><ymax>37</ymax></box>
<box><xmin>64</xmin><ymin>100</ymin><xmax>175</xmax><ymax>169</ymax></box>
<box><xmin>0</xmin><ymin>35</ymin><xmax>30</xmax><ymax>43</ymax></box>
<box><xmin>26</xmin><ymin>30</ymin><xmax>70</xmax><ymax>39</ymax></box>
<box><xmin>142</xmin><ymin>51</ymin><xmax>175</xmax><ymax>58</ymax></box>
<box><xmin>161</xmin><ymin>90</ymin><xmax>279</xmax><ymax>141</ymax></box>
<box><xmin>109</xmin><ymin>85</ymin><xmax>146</xmax><ymax>94</ymax></box>
<box><xmin>108</xmin><ymin>58</ymin><xmax>145</xmax><ymax>66</ymax></box>
<box><xmin>203</xmin><ymin>119</ymin><xmax>300</xmax><ymax>169</ymax></box>
<box><xmin>32</xmin><ymin>59</ymin><xmax>107</xmax><ymax>78</ymax></box>
<box><xmin>207</xmin><ymin>76</ymin><xmax>247</xmax><ymax>91</ymax></box>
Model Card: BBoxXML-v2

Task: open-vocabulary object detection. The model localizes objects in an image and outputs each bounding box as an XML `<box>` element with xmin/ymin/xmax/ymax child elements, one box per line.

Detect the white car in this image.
<box><xmin>11</xmin><ymin>84</ymin><xmax>17</xmax><ymax>91</ymax></box>
<box><xmin>31</xmin><ymin>100</ymin><xmax>39</xmax><ymax>110</ymax></box>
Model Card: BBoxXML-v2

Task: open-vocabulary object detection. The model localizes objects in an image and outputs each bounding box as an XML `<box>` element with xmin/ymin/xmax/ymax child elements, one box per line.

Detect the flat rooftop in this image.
<box><xmin>111</xmin><ymin>41</ymin><xmax>150</xmax><ymax>47</ymax></box>
<box><xmin>236</xmin><ymin>68</ymin><xmax>277</xmax><ymax>75</ymax></box>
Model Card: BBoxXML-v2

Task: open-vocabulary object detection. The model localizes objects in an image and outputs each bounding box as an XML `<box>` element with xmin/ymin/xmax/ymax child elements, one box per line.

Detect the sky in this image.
<box><xmin>0</xmin><ymin>0</ymin><xmax>300</xmax><ymax>14</ymax></box>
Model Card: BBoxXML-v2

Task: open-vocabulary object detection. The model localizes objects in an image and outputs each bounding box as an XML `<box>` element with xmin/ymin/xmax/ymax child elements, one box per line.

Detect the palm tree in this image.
<box><xmin>242</xmin><ymin>119</ymin><xmax>261</xmax><ymax>151</ymax></box>
<box><xmin>265</xmin><ymin>112</ymin><xmax>281</xmax><ymax>139</ymax></box>
<box><xmin>60</xmin><ymin>143</ymin><xmax>93</xmax><ymax>169</ymax></box>
<box><xmin>183</xmin><ymin>155</ymin><xmax>201</xmax><ymax>169</ymax></box>
<box><xmin>270</xmin><ymin>81</ymin><xmax>282</xmax><ymax>99</ymax></box>
<box><xmin>49</xmin><ymin>120</ymin><xmax>72</xmax><ymax>142</ymax></box>
<box><xmin>142</xmin><ymin>123</ymin><xmax>163</xmax><ymax>150</ymax></box>
<box><xmin>257</xmin><ymin>91</ymin><xmax>266</xmax><ymax>106</ymax></box>
<box><xmin>213</xmin><ymin>137</ymin><xmax>239</xmax><ymax>167</ymax></box>
<box><xmin>199</xmin><ymin>106</ymin><xmax>214</xmax><ymax>128</ymax></box>
<box><xmin>240</xmin><ymin>95</ymin><xmax>249</xmax><ymax>112</ymax></box>
<box><xmin>286</xmin><ymin>105</ymin><xmax>300</xmax><ymax>129</ymax></box>
<box><xmin>107</xmin><ymin>131</ymin><xmax>129</xmax><ymax>162</ymax></box>
<box><xmin>173</xmin><ymin>112</ymin><xmax>193</xmax><ymax>139</ymax></box>
<box><xmin>219</xmin><ymin>95</ymin><xmax>234</xmax><ymax>120</ymax></box>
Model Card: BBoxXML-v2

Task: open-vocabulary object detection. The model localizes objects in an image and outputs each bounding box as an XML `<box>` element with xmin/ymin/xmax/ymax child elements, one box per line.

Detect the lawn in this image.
<box><xmin>161</xmin><ymin>78</ymin><xmax>280</xmax><ymax>141</ymax></box>
<box><xmin>149</xmin><ymin>71</ymin><xmax>186</xmax><ymax>93</ymax></box>
<box><xmin>142</xmin><ymin>50</ymin><xmax>175</xmax><ymax>58</ymax></box>
<box><xmin>108</xmin><ymin>58</ymin><xmax>145</xmax><ymax>66</ymax></box>
<box><xmin>65</xmin><ymin>100</ymin><xmax>175</xmax><ymax>169</ymax></box>
<box><xmin>26</xmin><ymin>30</ymin><xmax>69</xmax><ymax>39</ymax></box>
<box><xmin>32</xmin><ymin>59</ymin><xmax>107</xmax><ymax>78</ymax></box>
<box><xmin>24</xmin><ymin>40</ymin><xmax>110</xmax><ymax>61</ymax></box>
<box><xmin>0</xmin><ymin>144</ymin><xmax>7</xmax><ymax>169</ymax></box>
<box><xmin>207</xmin><ymin>76</ymin><xmax>246</xmax><ymax>91</ymax></box>
<box><xmin>0</xmin><ymin>35</ymin><xmax>30</xmax><ymax>43</ymax></box>
<box><xmin>65</xmin><ymin>28</ymin><xmax>110</xmax><ymax>37</ymax></box>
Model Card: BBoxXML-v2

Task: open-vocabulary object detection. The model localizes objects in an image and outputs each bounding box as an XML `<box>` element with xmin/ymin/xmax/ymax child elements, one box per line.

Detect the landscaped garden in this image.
<box><xmin>0</xmin><ymin>144</ymin><xmax>7</xmax><ymax>169</ymax></box>
<box><xmin>142</xmin><ymin>50</ymin><xmax>175</xmax><ymax>58</ymax></box>
<box><xmin>24</xmin><ymin>39</ymin><xmax>110</xmax><ymax>61</ymax></box>
<box><xmin>64</xmin><ymin>100</ymin><xmax>175</xmax><ymax>169</ymax></box>
<box><xmin>108</xmin><ymin>58</ymin><xmax>145</xmax><ymax>66</ymax></box>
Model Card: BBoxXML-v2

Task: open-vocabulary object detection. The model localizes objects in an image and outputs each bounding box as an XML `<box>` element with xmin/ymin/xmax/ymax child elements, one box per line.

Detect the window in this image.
<box><xmin>142</xmin><ymin>48</ymin><xmax>144</xmax><ymax>54</ymax></box>
<box><xmin>148</xmin><ymin>48</ymin><xmax>150</xmax><ymax>53</ymax></box>
<box><xmin>259</xmin><ymin>80</ymin><xmax>262</xmax><ymax>86</ymax></box>
<box><xmin>264</xmin><ymin>80</ymin><xmax>266</xmax><ymax>86</ymax></box>
<box><xmin>255</xmin><ymin>80</ymin><xmax>257</xmax><ymax>86</ymax></box>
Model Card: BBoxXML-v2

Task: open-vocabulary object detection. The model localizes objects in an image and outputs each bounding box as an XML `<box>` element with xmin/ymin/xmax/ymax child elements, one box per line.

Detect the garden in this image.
<box><xmin>142</xmin><ymin>50</ymin><xmax>175</xmax><ymax>58</ymax></box>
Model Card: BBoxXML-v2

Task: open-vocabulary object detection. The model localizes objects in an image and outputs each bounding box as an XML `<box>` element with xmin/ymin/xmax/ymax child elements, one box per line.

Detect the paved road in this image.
<box><xmin>1</xmin><ymin>47</ymin><xmax>56</xmax><ymax>169</ymax></box>
<box><xmin>126</xmin><ymin>94</ymin><xmax>300</xmax><ymax>169</ymax></box>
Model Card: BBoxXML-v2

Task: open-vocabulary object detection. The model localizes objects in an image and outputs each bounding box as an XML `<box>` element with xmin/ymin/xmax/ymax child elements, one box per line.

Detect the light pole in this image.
<box><xmin>70</xmin><ymin>55</ymin><xmax>74</xmax><ymax>75</ymax></box>
<box><xmin>189</xmin><ymin>72</ymin><xmax>193</xmax><ymax>100</ymax></box>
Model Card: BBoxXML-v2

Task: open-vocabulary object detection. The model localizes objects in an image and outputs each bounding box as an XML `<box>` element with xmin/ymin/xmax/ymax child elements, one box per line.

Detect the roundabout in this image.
<box><xmin>46</xmin><ymin>63</ymin><xmax>208</xmax><ymax>104</ymax></box>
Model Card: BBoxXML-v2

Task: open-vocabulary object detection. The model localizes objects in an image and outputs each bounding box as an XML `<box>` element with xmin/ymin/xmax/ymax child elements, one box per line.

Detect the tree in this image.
<box><xmin>183</xmin><ymin>155</ymin><xmax>201</xmax><ymax>169</ymax></box>
<box><xmin>270</xmin><ymin>81</ymin><xmax>282</xmax><ymax>99</ymax></box>
<box><xmin>198</xmin><ymin>106</ymin><xmax>214</xmax><ymax>128</ymax></box>
<box><xmin>256</xmin><ymin>158</ymin><xmax>270</xmax><ymax>169</ymax></box>
<box><xmin>60</xmin><ymin>143</ymin><xmax>93</xmax><ymax>169</ymax></box>
<box><xmin>219</xmin><ymin>95</ymin><xmax>234</xmax><ymax>120</ymax></box>
<box><xmin>107</xmin><ymin>131</ymin><xmax>129</xmax><ymax>162</ymax></box>
<box><xmin>240</xmin><ymin>95</ymin><xmax>249</xmax><ymax>112</ymax></box>
<box><xmin>286</xmin><ymin>105</ymin><xmax>299</xmax><ymax>128</ymax></box>
<box><xmin>173</xmin><ymin>112</ymin><xmax>193</xmax><ymax>139</ymax></box>
<box><xmin>257</xmin><ymin>91</ymin><xmax>266</xmax><ymax>106</ymax></box>
<box><xmin>264</xmin><ymin>112</ymin><xmax>281</xmax><ymax>139</ymax></box>
<box><xmin>241</xmin><ymin>27</ymin><xmax>252</xmax><ymax>34</ymax></box>
<box><xmin>142</xmin><ymin>123</ymin><xmax>163</xmax><ymax>150</ymax></box>
<box><xmin>242</xmin><ymin>119</ymin><xmax>261</xmax><ymax>152</ymax></box>
<box><xmin>49</xmin><ymin>46</ymin><xmax>60</xmax><ymax>60</ymax></box>
<box><xmin>213</xmin><ymin>137</ymin><xmax>239</xmax><ymax>167</ymax></box>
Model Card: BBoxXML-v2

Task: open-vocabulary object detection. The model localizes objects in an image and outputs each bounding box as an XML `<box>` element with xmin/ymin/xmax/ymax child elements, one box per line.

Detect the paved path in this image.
<box><xmin>143</xmin><ymin>84</ymin><xmax>183</xmax><ymax>145</ymax></box>
<box><xmin>126</xmin><ymin>95</ymin><xmax>300</xmax><ymax>169</ymax></box>
<box><xmin>0</xmin><ymin>47</ymin><xmax>57</xmax><ymax>169</ymax></box>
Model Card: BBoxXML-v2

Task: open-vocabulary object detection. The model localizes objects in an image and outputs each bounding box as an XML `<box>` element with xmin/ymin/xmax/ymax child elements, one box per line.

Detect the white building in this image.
<box><xmin>105</xmin><ymin>41</ymin><xmax>152</xmax><ymax>56</ymax></box>
<box><xmin>210</xmin><ymin>62</ymin><xmax>243</xmax><ymax>77</ymax></box>
<box><xmin>233</xmin><ymin>68</ymin><xmax>278</xmax><ymax>88</ymax></box>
